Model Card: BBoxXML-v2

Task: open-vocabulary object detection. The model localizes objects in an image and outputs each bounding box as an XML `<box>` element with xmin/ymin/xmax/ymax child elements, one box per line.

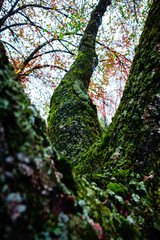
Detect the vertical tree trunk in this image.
<box><xmin>47</xmin><ymin>0</ymin><xmax>111</xmax><ymax>164</ymax></box>
<box><xmin>76</xmin><ymin>0</ymin><xmax>160</xmax><ymax>235</ymax></box>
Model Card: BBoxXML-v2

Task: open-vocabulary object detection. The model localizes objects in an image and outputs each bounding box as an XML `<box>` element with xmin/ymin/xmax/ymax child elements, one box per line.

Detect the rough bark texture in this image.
<box><xmin>47</xmin><ymin>0</ymin><xmax>111</xmax><ymax>164</ymax></box>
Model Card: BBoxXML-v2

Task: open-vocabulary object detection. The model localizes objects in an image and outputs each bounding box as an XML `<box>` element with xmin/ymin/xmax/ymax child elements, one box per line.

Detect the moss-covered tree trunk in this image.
<box><xmin>47</xmin><ymin>0</ymin><xmax>111</xmax><ymax>164</ymax></box>
<box><xmin>75</xmin><ymin>0</ymin><xmax>160</xmax><ymax>235</ymax></box>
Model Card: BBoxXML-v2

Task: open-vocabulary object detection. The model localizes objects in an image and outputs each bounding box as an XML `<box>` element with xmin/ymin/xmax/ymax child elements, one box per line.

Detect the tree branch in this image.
<box><xmin>47</xmin><ymin>0</ymin><xmax>112</xmax><ymax>162</ymax></box>
<box><xmin>2</xmin><ymin>40</ymin><xmax>24</xmax><ymax>57</ymax></box>
<box><xmin>22</xmin><ymin>34</ymin><xmax>77</xmax><ymax>69</ymax></box>
<box><xmin>0</xmin><ymin>22</ymin><xmax>32</xmax><ymax>32</ymax></box>
<box><xmin>65</xmin><ymin>0</ymin><xmax>112</xmax><ymax>89</ymax></box>
<box><xmin>22</xmin><ymin>37</ymin><xmax>58</xmax><ymax>68</ymax></box>
<box><xmin>0</xmin><ymin>0</ymin><xmax>20</xmax><ymax>26</ymax></box>
<box><xmin>79</xmin><ymin>0</ymin><xmax>111</xmax><ymax>52</ymax></box>
<box><xmin>32</xmin><ymin>49</ymin><xmax>75</xmax><ymax>61</ymax></box>
<box><xmin>19</xmin><ymin>64</ymin><xmax>68</xmax><ymax>77</ymax></box>
<box><xmin>0</xmin><ymin>0</ymin><xmax>4</xmax><ymax>11</ymax></box>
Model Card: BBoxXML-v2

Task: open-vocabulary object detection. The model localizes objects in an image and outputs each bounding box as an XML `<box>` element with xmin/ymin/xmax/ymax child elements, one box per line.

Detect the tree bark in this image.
<box><xmin>47</xmin><ymin>0</ymin><xmax>111</xmax><ymax>164</ymax></box>
<box><xmin>75</xmin><ymin>0</ymin><xmax>160</xmax><ymax>236</ymax></box>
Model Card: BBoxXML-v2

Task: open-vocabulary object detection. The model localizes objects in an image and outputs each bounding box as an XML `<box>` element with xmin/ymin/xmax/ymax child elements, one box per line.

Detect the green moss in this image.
<box><xmin>73</xmin><ymin>80</ymin><xmax>89</xmax><ymax>101</ymax></box>
<box><xmin>106</xmin><ymin>182</ymin><xmax>127</xmax><ymax>197</ymax></box>
<box><xmin>100</xmin><ymin>130</ymin><xmax>112</xmax><ymax>148</ymax></box>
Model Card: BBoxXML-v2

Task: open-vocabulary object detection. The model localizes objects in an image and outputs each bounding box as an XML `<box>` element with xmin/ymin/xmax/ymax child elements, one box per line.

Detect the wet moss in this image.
<box><xmin>68</xmin><ymin>215</ymin><xmax>99</xmax><ymax>240</ymax></box>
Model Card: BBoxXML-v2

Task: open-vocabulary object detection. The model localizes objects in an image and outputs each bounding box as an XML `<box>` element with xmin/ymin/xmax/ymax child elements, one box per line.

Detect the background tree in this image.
<box><xmin>0</xmin><ymin>0</ymin><xmax>153</xmax><ymax>120</ymax></box>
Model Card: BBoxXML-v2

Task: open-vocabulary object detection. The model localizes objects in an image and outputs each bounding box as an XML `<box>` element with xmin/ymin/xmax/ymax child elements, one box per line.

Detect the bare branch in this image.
<box><xmin>2</xmin><ymin>40</ymin><xmax>24</xmax><ymax>57</ymax></box>
<box><xmin>0</xmin><ymin>0</ymin><xmax>4</xmax><ymax>11</ymax></box>
<box><xmin>19</xmin><ymin>64</ymin><xmax>68</xmax><ymax>77</ymax></box>
<box><xmin>32</xmin><ymin>49</ymin><xmax>75</xmax><ymax>61</ymax></box>
<box><xmin>22</xmin><ymin>33</ymin><xmax>77</xmax><ymax>69</ymax></box>
<box><xmin>23</xmin><ymin>37</ymin><xmax>57</xmax><ymax>67</ymax></box>
<box><xmin>0</xmin><ymin>22</ymin><xmax>31</xmax><ymax>32</ymax></box>
<box><xmin>133</xmin><ymin>0</ymin><xmax>139</xmax><ymax>23</ymax></box>
<box><xmin>0</xmin><ymin>0</ymin><xmax>20</xmax><ymax>26</ymax></box>
<box><xmin>97</xmin><ymin>41</ymin><xmax>132</xmax><ymax>63</ymax></box>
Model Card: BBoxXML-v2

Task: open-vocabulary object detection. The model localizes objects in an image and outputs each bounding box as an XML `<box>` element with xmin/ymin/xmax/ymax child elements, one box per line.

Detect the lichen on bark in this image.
<box><xmin>47</xmin><ymin>0</ymin><xmax>111</xmax><ymax>164</ymax></box>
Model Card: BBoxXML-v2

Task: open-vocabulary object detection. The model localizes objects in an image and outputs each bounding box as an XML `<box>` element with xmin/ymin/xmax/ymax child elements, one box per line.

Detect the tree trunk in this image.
<box><xmin>75</xmin><ymin>0</ymin><xmax>160</xmax><ymax>236</ymax></box>
<box><xmin>47</xmin><ymin>0</ymin><xmax>111</xmax><ymax>164</ymax></box>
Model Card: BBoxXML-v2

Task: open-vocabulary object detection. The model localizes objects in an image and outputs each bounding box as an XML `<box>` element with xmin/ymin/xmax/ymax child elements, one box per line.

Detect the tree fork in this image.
<box><xmin>47</xmin><ymin>0</ymin><xmax>111</xmax><ymax>164</ymax></box>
